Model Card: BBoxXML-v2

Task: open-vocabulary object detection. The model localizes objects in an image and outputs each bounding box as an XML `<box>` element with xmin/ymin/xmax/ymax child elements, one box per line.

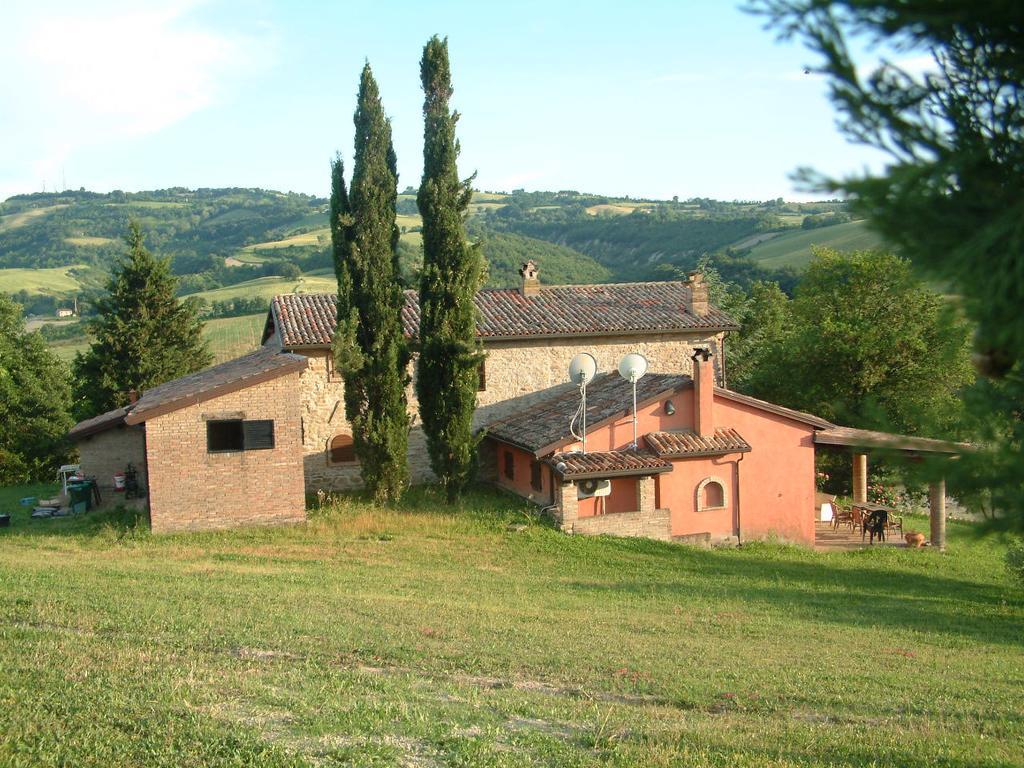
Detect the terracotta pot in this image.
<box><xmin>905</xmin><ymin>532</ymin><xmax>925</xmax><ymax>548</ymax></box>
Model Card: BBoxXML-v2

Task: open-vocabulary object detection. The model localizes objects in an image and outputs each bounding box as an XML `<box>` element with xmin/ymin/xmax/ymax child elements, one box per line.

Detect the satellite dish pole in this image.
<box><xmin>568</xmin><ymin>353</ymin><xmax>598</xmax><ymax>455</ymax></box>
<box><xmin>617</xmin><ymin>353</ymin><xmax>649</xmax><ymax>449</ymax></box>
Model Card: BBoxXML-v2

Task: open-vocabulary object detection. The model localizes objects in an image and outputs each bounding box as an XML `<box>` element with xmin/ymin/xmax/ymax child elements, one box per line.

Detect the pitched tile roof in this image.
<box><xmin>266</xmin><ymin>282</ymin><xmax>738</xmax><ymax>348</ymax></box>
<box><xmin>68</xmin><ymin>406</ymin><xmax>131</xmax><ymax>441</ymax></box>
<box><xmin>644</xmin><ymin>428</ymin><xmax>751</xmax><ymax>457</ymax></box>
<box><xmin>546</xmin><ymin>449</ymin><xmax>673</xmax><ymax>479</ymax></box>
<box><xmin>483</xmin><ymin>372</ymin><xmax>688</xmax><ymax>456</ymax></box>
<box><xmin>124</xmin><ymin>347</ymin><xmax>308</xmax><ymax>424</ymax></box>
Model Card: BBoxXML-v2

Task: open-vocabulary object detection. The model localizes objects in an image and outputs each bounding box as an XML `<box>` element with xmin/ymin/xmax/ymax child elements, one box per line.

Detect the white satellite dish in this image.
<box><xmin>618</xmin><ymin>353</ymin><xmax>648</xmax><ymax>382</ymax></box>
<box><xmin>568</xmin><ymin>353</ymin><xmax>598</xmax><ymax>385</ymax></box>
<box><xmin>568</xmin><ymin>353</ymin><xmax>598</xmax><ymax>454</ymax></box>
<box><xmin>618</xmin><ymin>353</ymin><xmax>649</xmax><ymax>449</ymax></box>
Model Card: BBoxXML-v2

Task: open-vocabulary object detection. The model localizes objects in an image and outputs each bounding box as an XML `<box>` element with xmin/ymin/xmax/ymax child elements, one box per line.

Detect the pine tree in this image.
<box><xmin>415</xmin><ymin>37</ymin><xmax>486</xmax><ymax>503</ymax></box>
<box><xmin>331</xmin><ymin>63</ymin><xmax>410</xmax><ymax>504</ymax></box>
<box><xmin>73</xmin><ymin>222</ymin><xmax>210</xmax><ymax>418</ymax></box>
<box><xmin>0</xmin><ymin>295</ymin><xmax>74</xmax><ymax>484</ymax></box>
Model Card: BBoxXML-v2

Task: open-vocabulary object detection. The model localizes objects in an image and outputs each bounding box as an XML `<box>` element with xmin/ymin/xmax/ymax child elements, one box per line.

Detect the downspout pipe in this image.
<box><xmin>735</xmin><ymin>452</ymin><xmax>745</xmax><ymax>546</ymax></box>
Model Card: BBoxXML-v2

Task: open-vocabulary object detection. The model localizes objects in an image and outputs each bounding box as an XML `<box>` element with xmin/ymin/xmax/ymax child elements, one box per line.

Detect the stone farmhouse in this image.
<box><xmin>69</xmin><ymin>261</ymin><xmax>960</xmax><ymax>545</ymax></box>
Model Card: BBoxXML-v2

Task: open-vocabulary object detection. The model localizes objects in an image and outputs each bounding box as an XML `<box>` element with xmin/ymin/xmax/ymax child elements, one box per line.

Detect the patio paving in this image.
<box><xmin>814</xmin><ymin>520</ymin><xmax>906</xmax><ymax>551</ymax></box>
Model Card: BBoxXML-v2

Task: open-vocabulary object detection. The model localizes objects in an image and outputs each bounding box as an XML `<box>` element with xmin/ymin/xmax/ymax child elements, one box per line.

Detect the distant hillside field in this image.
<box><xmin>192</xmin><ymin>274</ymin><xmax>338</xmax><ymax>304</ymax></box>
<box><xmin>744</xmin><ymin>220</ymin><xmax>886</xmax><ymax>270</ymax></box>
<box><xmin>0</xmin><ymin>265</ymin><xmax>86</xmax><ymax>295</ymax></box>
<box><xmin>205</xmin><ymin>313</ymin><xmax>267</xmax><ymax>363</ymax></box>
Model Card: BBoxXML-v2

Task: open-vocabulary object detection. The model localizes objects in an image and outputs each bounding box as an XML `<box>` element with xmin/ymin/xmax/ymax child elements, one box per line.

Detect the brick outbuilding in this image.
<box><xmin>69</xmin><ymin>347</ymin><xmax>308</xmax><ymax>533</ymax></box>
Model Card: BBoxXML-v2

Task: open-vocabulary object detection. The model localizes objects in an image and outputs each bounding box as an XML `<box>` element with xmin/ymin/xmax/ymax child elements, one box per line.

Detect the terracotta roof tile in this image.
<box><xmin>644</xmin><ymin>428</ymin><xmax>751</xmax><ymax>457</ymax></box>
<box><xmin>483</xmin><ymin>372</ymin><xmax>688</xmax><ymax>455</ymax></box>
<box><xmin>547</xmin><ymin>449</ymin><xmax>672</xmax><ymax>479</ymax></box>
<box><xmin>267</xmin><ymin>282</ymin><xmax>737</xmax><ymax>348</ymax></box>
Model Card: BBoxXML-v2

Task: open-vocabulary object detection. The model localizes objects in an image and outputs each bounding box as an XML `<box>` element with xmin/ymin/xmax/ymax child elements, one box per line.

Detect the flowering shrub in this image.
<box><xmin>868</xmin><ymin>482</ymin><xmax>912</xmax><ymax>510</ymax></box>
<box><xmin>815</xmin><ymin>471</ymin><xmax>830</xmax><ymax>489</ymax></box>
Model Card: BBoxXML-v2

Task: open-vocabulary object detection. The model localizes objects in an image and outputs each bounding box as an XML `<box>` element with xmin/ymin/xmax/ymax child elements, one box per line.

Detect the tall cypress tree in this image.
<box><xmin>73</xmin><ymin>221</ymin><xmax>210</xmax><ymax>418</ymax></box>
<box><xmin>331</xmin><ymin>63</ymin><xmax>410</xmax><ymax>504</ymax></box>
<box><xmin>416</xmin><ymin>36</ymin><xmax>486</xmax><ymax>503</ymax></box>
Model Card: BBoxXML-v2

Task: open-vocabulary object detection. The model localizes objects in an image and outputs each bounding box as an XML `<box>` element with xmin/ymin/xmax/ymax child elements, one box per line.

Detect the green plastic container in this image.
<box><xmin>68</xmin><ymin>483</ymin><xmax>92</xmax><ymax>511</ymax></box>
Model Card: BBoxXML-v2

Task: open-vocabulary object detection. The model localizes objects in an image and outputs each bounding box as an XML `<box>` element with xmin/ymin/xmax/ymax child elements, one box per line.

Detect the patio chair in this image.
<box><xmin>850</xmin><ymin>505</ymin><xmax>868</xmax><ymax>533</ymax></box>
<box><xmin>832</xmin><ymin>499</ymin><xmax>854</xmax><ymax>530</ymax></box>
<box><xmin>885</xmin><ymin>514</ymin><xmax>903</xmax><ymax>538</ymax></box>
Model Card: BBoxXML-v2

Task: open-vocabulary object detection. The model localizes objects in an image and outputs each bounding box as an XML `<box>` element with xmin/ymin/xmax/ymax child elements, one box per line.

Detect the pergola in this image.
<box><xmin>813</xmin><ymin>426</ymin><xmax>969</xmax><ymax>550</ymax></box>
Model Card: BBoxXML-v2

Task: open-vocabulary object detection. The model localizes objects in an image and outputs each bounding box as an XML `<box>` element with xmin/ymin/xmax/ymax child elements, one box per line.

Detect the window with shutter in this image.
<box><xmin>206</xmin><ymin>419</ymin><xmax>275</xmax><ymax>453</ymax></box>
<box><xmin>329</xmin><ymin>433</ymin><xmax>357</xmax><ymax>464</ymax></box>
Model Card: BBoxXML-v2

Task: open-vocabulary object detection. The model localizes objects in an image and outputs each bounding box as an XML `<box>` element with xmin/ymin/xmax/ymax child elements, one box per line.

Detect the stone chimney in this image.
<box><xmin>519</xmin><ymin>260</ymin><xmax>540</xmax><ymax>297</ymax></box>
<box><xmin>691</xmin><ymin>348</ymin><xmax>714</xmax><ymax>437</ymax></box>
<box><xmin>685</xmin><ymin>271</ymin><xmax>709</xmax><ymax>317</ymax></box>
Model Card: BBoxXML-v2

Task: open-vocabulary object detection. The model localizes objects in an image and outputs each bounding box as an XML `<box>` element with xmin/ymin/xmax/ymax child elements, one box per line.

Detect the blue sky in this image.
<box><xmin>0</xmin><ymin>0</ymin><xmax>897</xmax><ymax>202</ymax></box>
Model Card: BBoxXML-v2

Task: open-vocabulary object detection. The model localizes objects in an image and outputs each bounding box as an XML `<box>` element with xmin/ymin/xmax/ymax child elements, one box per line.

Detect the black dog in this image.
<box><xmin>864</xmin><ymin>510</ymin><xmax>888</xmax><ymax>544</ymax></box>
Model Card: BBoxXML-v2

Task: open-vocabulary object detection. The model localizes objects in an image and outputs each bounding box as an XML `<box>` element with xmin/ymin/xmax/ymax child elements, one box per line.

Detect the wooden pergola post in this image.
<box><xmin>929</xmin><ymin>477</ymin><xmax>946</xmax><ymax>551</ymax></box>
<box><xmin>852</xmin><ymin>453</ymin><xmax>868</xmax><ymax>504</ymax></box>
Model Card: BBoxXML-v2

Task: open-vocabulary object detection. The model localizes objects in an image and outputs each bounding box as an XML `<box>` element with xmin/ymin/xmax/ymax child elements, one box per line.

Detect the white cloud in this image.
<box><xmin>0</xmin><ymin>0</ymin><xmax>272</xmax><ymax>198</ymax></box>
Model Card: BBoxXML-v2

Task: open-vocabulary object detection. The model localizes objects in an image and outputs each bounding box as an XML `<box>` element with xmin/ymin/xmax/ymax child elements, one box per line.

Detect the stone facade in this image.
<box><xmin>288</xmin><ymin>330</ymin><xmax>724</xmax><ymax>494</ymax></box>
<box><xmin>144</xmin><ymin>370</ymin><xmax>306</xmax><ymax>533</ymax></box>
<box><xmin>76</xmin><ymin>425</ymin><xmax>148</xmax><ymax>493</ymax></box>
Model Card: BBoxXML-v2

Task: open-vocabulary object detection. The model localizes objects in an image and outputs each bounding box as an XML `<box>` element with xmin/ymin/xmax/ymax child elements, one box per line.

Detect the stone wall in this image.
<box><xmin>291</xmin><ymin>330</ymin><xmax>723</xmax><ymax>494</ymax></box>
<box><xmin>75</xmin><ymin>425</ymin><xmax>148</xmax><ymax>494</ymax></box>
<box><xmin>144</xmin><ymin>370</ymin><xmax>306</xmax><ymax>533</ymax></box>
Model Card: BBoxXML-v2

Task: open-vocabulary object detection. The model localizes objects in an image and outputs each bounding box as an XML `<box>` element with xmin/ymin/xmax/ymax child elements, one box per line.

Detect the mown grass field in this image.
<box><xmin>204</xmin><ymin>313</ymin><xmax>267</xmax><ymax>363</ymax></box>
<box><xmin>42</xmin><ymin>313</ymin><xmax>267</xmax><ymax>364</ymax></box>
<box><xmin>0</xmin><ymin>204</ymin><xmax>69</xmax><ymax>231</ymax></box>
<box><xmin>192</xmin><ymin>275</ymin><xmax>337</xmax><ymax>304</ymax></box>
<box><xmin>0</xmin><ymin>265</ymin><xmax>86</xmax><ymax>295</ymax></box>
<box><xmin>745</xmin><ymin>221</ymin><xmax>886</xmax><ymax>270</ymax></box>
<box><xmin>0</xmin><ymin>483</ymin><xmax>1020</xmax><ymax>767</ymax></box>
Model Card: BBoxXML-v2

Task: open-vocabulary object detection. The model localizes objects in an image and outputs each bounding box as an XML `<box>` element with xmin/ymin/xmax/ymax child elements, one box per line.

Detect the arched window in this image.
<box><xmin>328</xmin><ymin>433</ymin><xmax>356</xmax><ymax>464</ymax></box>
<box><xmin>696</xmin><ymin>477</ymin><xmax>728</xmax><ymax>511</ymax></box>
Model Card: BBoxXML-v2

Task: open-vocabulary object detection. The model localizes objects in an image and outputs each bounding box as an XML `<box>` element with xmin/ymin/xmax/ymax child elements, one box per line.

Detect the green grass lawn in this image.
<box><xmin>0</xmin><ymin>265</ymin><xmax>86</xmax><ymax>295</ymax></box>
<box><xmin>747</xmin><ymin>221</ymin><xmax>886</xmax><ymax>270</ymax></box>
<box><xmin>0</xmin><ymin>483</ymin><xmax>1020</xmax><ymax>767</ymax></box>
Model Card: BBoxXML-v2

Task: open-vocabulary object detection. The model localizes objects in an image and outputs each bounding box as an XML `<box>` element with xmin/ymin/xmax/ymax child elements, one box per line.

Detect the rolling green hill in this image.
<box><xmin>743</xmin><ymin>220</ymin><xmax>886</xmax><ymax>270</ymax></box>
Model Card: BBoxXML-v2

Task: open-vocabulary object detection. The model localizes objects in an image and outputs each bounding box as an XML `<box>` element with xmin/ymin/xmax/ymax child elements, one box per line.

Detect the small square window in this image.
<box><xmin>207</xmin><ymin>420</ymin><xmax>244</xmax><ymax>452</ymax></box>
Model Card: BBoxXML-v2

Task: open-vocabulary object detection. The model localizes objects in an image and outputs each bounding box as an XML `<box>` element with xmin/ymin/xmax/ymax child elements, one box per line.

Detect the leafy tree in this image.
<box><xmin>416</xmin><ymin>36</ymin><xmax>487</xmax><ymax>502</ymax></box>
<box><xmin>0</xmin><ymin>295</ymin><xmax>73</xmax><ymax>484</ymax></box>
<box><xmin>331</xmin><ymin>64</ymin><xmax>410</xmax><ymax>504</ymax></box>
<box><xmin>752</xmin><ymin>0</ymin><xmax>1024</xmax><ymax>528</ymax></box>
<box><xmin>742</xmin><ymin>248</ymin><xmax>974</xmax><ymax>437</ymax></box>
<box><xmin>73</xmin><ymin>222</ymin><xmax>211</xmax><ymax>418</ymax></box>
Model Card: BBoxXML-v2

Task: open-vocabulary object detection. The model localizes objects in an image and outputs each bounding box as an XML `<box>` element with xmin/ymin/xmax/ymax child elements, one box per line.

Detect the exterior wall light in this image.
<box><xmin>664</xmin><ymin>400</ymin><xmax>676</xmax><ymax>416</ymax></box>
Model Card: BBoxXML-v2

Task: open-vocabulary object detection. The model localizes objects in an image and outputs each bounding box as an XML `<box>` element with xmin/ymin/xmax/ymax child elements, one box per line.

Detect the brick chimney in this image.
<box><xmin>685</xmin><ymin>271</ymin><xmax>709</xmax><ymax>317</ymax></box>
<box><xmin>519</xmin><ymin>260</ymin><xmax>540</xmax><ymax>297</ymax></box>
<box><xmin>692</xmin><ymin>348</ymin><xmax>714</xmax><ymax>437</ymax></box>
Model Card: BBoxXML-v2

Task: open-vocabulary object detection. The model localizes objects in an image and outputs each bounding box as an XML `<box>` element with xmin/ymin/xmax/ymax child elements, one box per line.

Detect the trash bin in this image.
<box><xmin>67</xmin><ymin>482</ymin><xmax>92</xmax><ymax>512</ymax></box>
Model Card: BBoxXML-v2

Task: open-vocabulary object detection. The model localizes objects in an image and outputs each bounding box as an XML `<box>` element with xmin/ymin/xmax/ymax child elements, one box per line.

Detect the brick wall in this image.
<box><xmin>75</xmin><ymin>425</ymin><xmax>148</xmax><ymax>493</ymax></box>
<box><xmin>568</xmin><ymin>476</ymin><xmax>671</xmax><ymax>541</ymax></box>
<box><xmin>290</xmin><ymin>330</ymin><xmax>723</xmax><ymax>494</ymax></box>
<box><xmin>144</xmin><ymin>370</ymin><xmax>306</xmax><ymax>533</ymax></box>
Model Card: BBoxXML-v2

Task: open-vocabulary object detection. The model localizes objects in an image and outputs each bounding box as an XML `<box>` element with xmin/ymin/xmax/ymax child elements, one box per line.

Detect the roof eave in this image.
<box><xmin>650</xmin><ymin>446</ymin><xmax>751</xmax><ymax>459</ymax></box>
<box><xmin>124</xmin><ymin>357</ymin><xmax>307</xmax><ymax>425</ymax></box>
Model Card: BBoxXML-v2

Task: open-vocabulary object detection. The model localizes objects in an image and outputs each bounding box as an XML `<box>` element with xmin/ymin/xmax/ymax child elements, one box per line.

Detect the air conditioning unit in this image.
<box><xmin>577</xmin><ymin>478</ymin><xmax>612</xmax><ymax>500</ymax></box>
